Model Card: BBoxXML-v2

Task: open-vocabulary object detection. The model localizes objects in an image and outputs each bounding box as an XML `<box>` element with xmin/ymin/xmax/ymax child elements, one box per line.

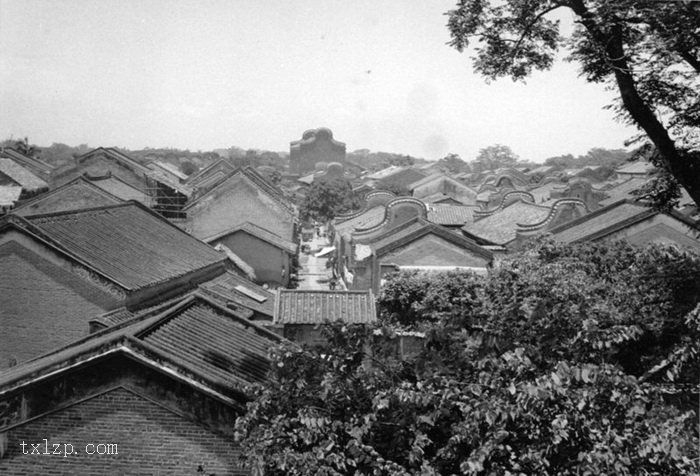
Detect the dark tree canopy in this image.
<box><xmin>473</xmin><ymin>144</ymin><xmax>520</xmax><ymax>172</ymax></box>
<box><xmin>299</xmin><ymin>177</ymin><xmax>361</xmax><ymax>222</ymax></box>
<box><xmin>436</xmin><ymin>153</ymin><xmax>470</xmax><ymax>174</ymax></box>
<box><xmin>236</xmin><ymin>240</ymin><xmax>700</xmax><ymax>475</ymax></box>
<box><xmin>446</xmin><ymin>0</ymin><xmax>700</xmax><ymax>207</ymax></box>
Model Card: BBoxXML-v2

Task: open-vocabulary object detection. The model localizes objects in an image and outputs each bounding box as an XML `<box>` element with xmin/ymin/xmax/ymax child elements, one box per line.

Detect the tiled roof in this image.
<box><xmin>146</xmin><ymin>165</ymin><xmax>192</xmax><ymax>196</ymax></box>
<box><xmin>378</xmin><ymin>168</ymin><xmax>428</xmax><ymax>189</ymax></box>
<box><xmin>367</xmin><ymin>217</ymin><xmax>493</xmax><ymax>260</ymax></box>
<box><xmin>367</xmin><ymin>165</ymin><xmax>403</xmax><ymax>180</ymax></box>
<box><xmin>334</xmin><ymin>206</ymin><xmax>385</xmax><ymax>238</ymax></box>
<box><xmin>617</xmin><ymin>161</ymin><xmax>654</xmax><ymax>175</ymax></box>
<box><xmin>0</xmin><ymin>158</ymin><xmax>48</xmax><ymax>192</ymax></box>
<box><xmin>408</xmin><ymin>172</ymin><xmax>444</xmax><ymax>190</ymax></box>
<box><xmin>153</xmin><ymin>161</ymin><xmax>188</xmax><ymax>181</ymax></box>
<box><xmin>0</xmin><ymin>293</ymin><xmax>283</xmax><ymax>400</ymax></box>
<box><xmin>562</xmin><ymin>167</ymin><xmax>586</xmax><ymax>177</ymax></box>
<box><xmin>25</xmin><ymin>202</ymin><xmax>225</xmax><ymax>291</ymax></box>
<box><xmin>0</xmin><ymin>186</ymin><xmax>22</xmax><ymax>207</ymax></box>
<box><xmin>12</xmin><ymin>176</ymin><xmax>124</xmax><ymax>215</ymax></box>
<box><xmin>420</xmin><ymin>192</ymin><xmax>462</xmax><ymax>204</ymax></box>
<box><xmin>0</xmin><ymin>147</ymin><xmax>54</xmax><ymax>177</ymax></box>
<box><xmin>462</xmin><ymin>201</ymin><xmax>551</xmax><ymax>245</ymax></box>
<box><xmin>527</xmin><ymin>181</ymin><xmax>564</xmax><ymax>203</ymax></box>
<box><xmin>186</xmin><ymin>167</ymin><xmax>295</xmax><ymax>214</ymax></box>
<box><xmin>598</xmin><ymin>177</ymin><xmax>648</xmax><ymax>206</ymax></box>
<box><xmin>427</xmin><ymin>204</ymin><xmax>474</xmax><ymax>226</ymax></box>
<box><xmin>370</xmin><ymin>219</ymin><xmax>427</xmax><ymax>251</ymax></box>
<box><xmin>243</xmin><ymin>166</ymin><xmax>295</xmax><ymax>211</ymax></box>
<box><xmin>275</xmin><ymin>289</ymin><xmax>377</xmax><ymax>325</ymax></box>
<box><xmin>200</xmin><ymin>270</ymin><xmax>276</xmax><ymax>318</ymax></box>
<box><xmin>187</xmin><ymin>159</ymin><xmax>235</xmax><ymax>187</ymax></box>
<box><xmin>549</xmin><ymin>200</ymin><xmax>656</xmax><ymax>243</ymax></box>
<box><xmin>476</xmin><ymin>191</ymin><xmax>492</xmax><ymax>202</ymax></box>
<box><xmin>88</xmin><ymin>175</ymin><xmax>151</xmax><ymax>204</ymax></box>
<box><xmin>138</xmin><ymin>297</ymin><xmax>277</xmax><ymax>387</ymax></box>
<box><xmin>204</xmin><ymin>221</ymin><xmax>297</xmax><ymax>254</ymax></box>
<box><xmin>90</xmin><ymin>293</ymin><xmax>191</xmax><ymax>329</ymax></box>
<box><xmin>74</xmin><ymin>147</ymin><xmax>151</xmax><ymax>176</ymax></box>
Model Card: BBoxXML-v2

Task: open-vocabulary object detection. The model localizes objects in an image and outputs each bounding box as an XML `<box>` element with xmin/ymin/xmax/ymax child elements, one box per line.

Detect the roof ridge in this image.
<box><xmin>19</xmin><ymin>291</ymin><xmax>284</xmax><ymax>381</ymax></box>
<box><xmin>204</xmin><ymin>221</ymin><xmax>297</xmax><ymax>253</ymax></box>
<box><xmin>22</xmin><ymin>201</ymin><xmax>134</xmax><ymax>220</ymax></box>
<box><xmin>185</xmin><ymin>167</ymin><xmax>294</xmax><ymax>213</ymax></box>
<box><xmin>278</xmin><ymin>289</ymin><xmax>372</xmax><ymax>294</ymax></box>
<box><xmin>12</xmin><ymin>176</ymin><xmax>125</xmax><ymax>214</ymax></box>
<box><xmin>374</xmin><ymin>220</ymin><xmax>492</xmax><ymax>260</ymax></box>
<box><xmin>473</xmin><ymin>191</ymin><xmax>536</xmax><ymax>218</ymax></box>
<box><xmin>0</xmin><ymin>213</ymin><xmax>130</xmax><ymax>291</ymax></box>
<box><xmin>516</xmin><ymin>198</ymin><xmax>589</xmax><ymax>231</ymax></box>
<box><xmin>353</xmin><ymin>197</ymin><xmax>428</xmax><ymax>235</ymax></box>
<box><xmin>547</xmin><ymin>199</ymin><xmax>643</xmax><ymax>235</ymax></box>
<box><xmin>187</xmin><ymin>158</ymin><xmax>234</xmax><ymax>184</ymax></box>
<box><xmin>75</xmin><ymin>147</ymin><xmax>150</xmax><ymax>172</ymax></box>
<box><xmin>336</xmin><ymin>190</ymin><xmax>396</xmax><ymax>222</ymax></box>
<box><xmin>356</xmin><ymin>214</ymin><xmax>425</xmax><ymax>242</ymax></box>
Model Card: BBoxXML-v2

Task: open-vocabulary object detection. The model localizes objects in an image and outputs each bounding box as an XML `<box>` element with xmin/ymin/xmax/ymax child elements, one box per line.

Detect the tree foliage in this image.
<box><xmin>180</xmin><ymin>160</ymin><xmax>198</xmax><ymax>176</ymax></box>
<box><xmin>446</xmin><ymin>0</ymin><xmax>700</xmax><ymax>207</ymax></box>
<box><xmin>379</xmin><ymin>178</ymin><xmax>412</xmax><ymax>197</ymax></box>
<box><xmin>435</xmin><ymin>153</ymin><xmax>470</xmax><ymax>174</ymax></box>
<box><xmin>473</xmin><ymin>144</ymin><xmax>520</xmax><ymax>172</ymax></box>
<box><xmin>235</xmin><ymin>240</ymin><xmax>700</xmax><ymax>475</ymax></box>
<box><xmin>544</xmin><ymin>148</ymin><xmax>630</xmax><ymax>169</ymax></box>
<box><xmin>347</xmin><ymin>149</ymin><xmax>424</xmax><ymax>172</ymax></box>
<box><xmin>299</xmin><ymin>177</ymin><xmax>361</xmax><ymax>222</ymax></box>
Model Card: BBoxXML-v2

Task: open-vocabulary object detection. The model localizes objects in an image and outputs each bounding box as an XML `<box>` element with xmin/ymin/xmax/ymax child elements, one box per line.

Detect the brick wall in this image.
<box><xmin>0</xmin><ymin>387</ymin><xmax>247</xmax><ymax>475</ymax></box>
<box><xmin>214</xmin><ymin>233</ymin><xmax>288</xmax><ymax>286</ymax></box>
<box><xmin>188</xmin><ymin>177</ymin><xmax>294</xmax><ymax>241</ymax></box>
<box><xmin>0</xmin><ymin>244</ymin><xmax>119</xmax><ymax>367</ymax></box>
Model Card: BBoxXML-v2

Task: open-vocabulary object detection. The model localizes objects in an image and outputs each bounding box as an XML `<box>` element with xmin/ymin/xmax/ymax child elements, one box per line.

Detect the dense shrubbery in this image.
<box><xmin>235</xmin><ymin>240</ymin><xmax>700</xmax><ymax>475</ymax></box>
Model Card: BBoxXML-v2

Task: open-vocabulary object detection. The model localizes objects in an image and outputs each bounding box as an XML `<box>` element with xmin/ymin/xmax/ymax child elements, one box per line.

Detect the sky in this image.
<box><xmin>0</xmin><ymin>0</ymin><xmax>636</xmax><ymax>162</ymax></box>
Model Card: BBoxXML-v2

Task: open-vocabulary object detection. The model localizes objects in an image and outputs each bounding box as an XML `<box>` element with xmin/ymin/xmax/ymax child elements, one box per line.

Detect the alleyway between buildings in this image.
<box><xmin>296</xmin><ymin>226</ymin><xmax>344</xmax><ymax>290</ymax></box>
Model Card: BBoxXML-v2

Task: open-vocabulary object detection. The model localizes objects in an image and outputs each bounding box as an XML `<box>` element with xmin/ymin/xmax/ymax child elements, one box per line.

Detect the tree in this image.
<box><xmin>436</xmin><ymin>153</ymin><xmax>470</xmax><ymax>174</ymax></box>
<box><xmin>473</xmin><ymin>144</ymin><xmax>519</xmax><ymax>172</ymax></box>
<box><xmin>379</xmin><ymin>178</ymin><xmax>411</xmax><ymax>197</ymax></box>
<box><xmin>13</xmin><ymin>137</ymin><xmax>39</xmax><ymax>158</ymax></box>
<box><xmin>299</xmin><ymin>177</ymin><xmax>361</xmax><ymax>222</ymax></box>
<box><xmin>235</xmin><ymin>240</ymin><xmax>700</xmax><ymax>474</ymax></box>
<box><xmin>180</xmin><ymin>160</ymin><xmax>198</xmax><ymax>176</ymax></box>
<box><xmin>446</xmin><ymin>0</ymin><xmax>700</xmax><ymax>207</ymax></box>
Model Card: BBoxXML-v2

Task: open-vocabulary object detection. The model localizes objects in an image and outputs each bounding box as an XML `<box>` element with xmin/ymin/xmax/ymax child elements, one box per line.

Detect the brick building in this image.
<box><xmin>204</xmin><ymin>222</ymin><xmax>297</xmax><ymax>288</ymax></box>
<box><xmin>334</xmin><ymin>197</ymin><xmax>492</xmax><ymax>292</ymax></box>
<box><xmin>0</xmin><ymin>202</ymin><xmax>227</xmax><ymax>367</ymax></box>
<box><xmin>549</xmin><ymin>199</ymin><xmax>700</xmax><ymax>249</ymax></box>
<box><xmin>12</xmin><ymin>176</ymin><xmax>124</xmax><ymax>216</ymax></box>
<box><xmin>185</xmin><ymin>167</ymin><xmax>297</xmax><ymax>287</ymax></box>
<box><xmin>462</xmin><ymin>192</ymin><xmax>589</xmax><ymax>249</ymax></box>
<box><xmin>273</xmin><ymin>289</ymin><xmax>377</xmax><ymax>345</ymax></box>
<box><xmin>0</xmin><ymin>292</ymin><xmax>282</xmax><ymax>475</ymax></box>
<box><xmin>51</xmin><ymin>147</ymin><xmax>190</xmax><ymax>217</ymax></box>
<box><xmin>289</xmin><ymin>127</ymin><xmax>346</xmax><ymax>175</ymax></box>
<box><xmin>409</xmin><ymin>173</ymin><xmax>478</xmax><ymax>206</ymax></box>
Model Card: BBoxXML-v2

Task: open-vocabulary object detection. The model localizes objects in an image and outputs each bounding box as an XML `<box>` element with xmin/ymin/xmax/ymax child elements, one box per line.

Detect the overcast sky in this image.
<box><xmin>0</xmin><ymin>0</ymin><xmax>636</xmax><ymax>162</ymax></box>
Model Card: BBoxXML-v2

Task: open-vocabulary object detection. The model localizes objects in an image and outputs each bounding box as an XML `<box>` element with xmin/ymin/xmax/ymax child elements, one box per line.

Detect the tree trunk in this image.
<box><xmin>568</xmin><ymin>0</ymin><xmax>700</xmax><ymax>208</ymax></box>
